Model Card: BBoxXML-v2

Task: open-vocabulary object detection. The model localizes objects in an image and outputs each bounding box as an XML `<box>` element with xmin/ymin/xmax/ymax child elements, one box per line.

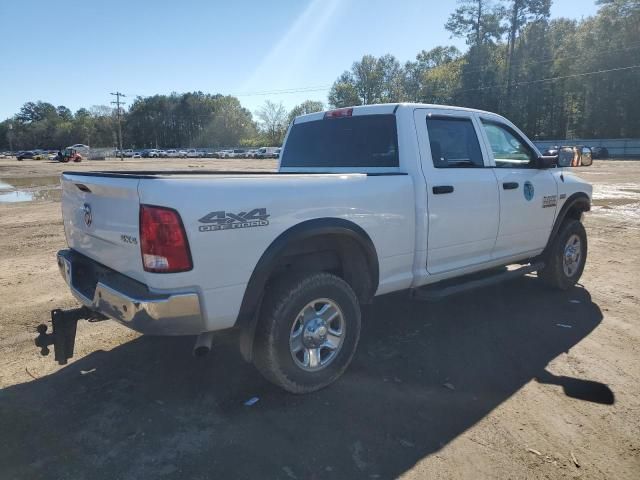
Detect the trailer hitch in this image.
<box><xmin>35</xmin><ymin>307</ymin><xmax>106</xmax><ymax>365</ymax></box>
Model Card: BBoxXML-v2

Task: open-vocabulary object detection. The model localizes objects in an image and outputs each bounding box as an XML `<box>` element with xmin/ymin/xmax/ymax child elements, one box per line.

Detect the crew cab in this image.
<box><xmin>39</xmin><ymin>104</ymin><xmax>592</xmax><ymax>393</ymax></box>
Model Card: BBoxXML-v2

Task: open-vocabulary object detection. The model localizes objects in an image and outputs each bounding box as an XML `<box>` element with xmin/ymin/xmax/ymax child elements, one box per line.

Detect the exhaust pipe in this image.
<box><xmin>193</xmin><ymin>331</ymin><xmax>215</xmax><ymax>357</ymax></box>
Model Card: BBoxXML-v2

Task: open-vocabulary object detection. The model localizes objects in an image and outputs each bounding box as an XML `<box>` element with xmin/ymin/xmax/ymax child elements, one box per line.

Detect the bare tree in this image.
<box><xmin>257</xmin><ymin>100</ymin><xmax>288</xmax><ymax>145</ymax></box>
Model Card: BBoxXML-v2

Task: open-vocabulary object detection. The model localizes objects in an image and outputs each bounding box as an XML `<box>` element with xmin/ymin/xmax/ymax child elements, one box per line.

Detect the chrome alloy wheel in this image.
<box><xmin>289</xmin><ymin>298</ymin><xmax>345</xmax><ymax>371</ymax></box>
<box><xmin>563</xmin><ymin>234</ymin><xmax>582</xmax><ymax>277</ymax></box>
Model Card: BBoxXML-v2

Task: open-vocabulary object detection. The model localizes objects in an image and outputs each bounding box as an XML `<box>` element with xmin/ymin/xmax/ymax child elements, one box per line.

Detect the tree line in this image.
<box><xmin>1</xmin><ymin>0</ymin><xmax>638</xmax><ymax>151</ymax></box>
<box><xmin>0</xmin><ymin>94</ymin><xmax>322</xmax><ymax>151</ymax></box>
<box><xmin>329</xmin><ymin>0</ymin><xmax>640</xmax><ymax>139</ymax></box>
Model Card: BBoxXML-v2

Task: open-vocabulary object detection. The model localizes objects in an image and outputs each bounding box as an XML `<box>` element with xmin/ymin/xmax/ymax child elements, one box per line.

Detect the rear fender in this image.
<box><xmin>236</xmin><ymin>218</ymin><xmax>379</xmax><ymax>362</ymax></box>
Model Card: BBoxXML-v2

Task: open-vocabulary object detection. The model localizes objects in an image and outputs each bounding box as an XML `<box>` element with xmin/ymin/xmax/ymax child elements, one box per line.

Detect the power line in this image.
<box><xmin>110</xmin><ymin>92</ymin><xmax>126</xmax><ymax>161</ymax></box>
<box><xmin>455</xmin><ymin>64</ymin><xmax>640</xmax><ymax>94</ymax></box>
<box><xmin>115</xmin><ymin>45</ymin><xmax>640</xmax><ymax>104</ymax></box>
<box><xmin>449</xmin><ymin>40</ymin><xmax>640</xmax><ymax>75</ymax></box>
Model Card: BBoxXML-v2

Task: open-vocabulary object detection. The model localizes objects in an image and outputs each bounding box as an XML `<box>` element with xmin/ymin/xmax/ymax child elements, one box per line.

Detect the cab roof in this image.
<box><xmin>294</xmin><ymin>103</ymin><xmax>504</xmax><ymax>124</ymax></box>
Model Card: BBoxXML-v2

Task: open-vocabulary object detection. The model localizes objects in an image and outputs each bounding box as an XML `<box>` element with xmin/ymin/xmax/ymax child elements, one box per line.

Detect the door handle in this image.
<box><xmin>503</xmin><ymin>182</ymin><xmax>519</xmax><ymax>190</ymax></box>
<box><xmin>432</xmin><ymin>185</ymin><xmax>454</xmax><ymax>194</ymax></box>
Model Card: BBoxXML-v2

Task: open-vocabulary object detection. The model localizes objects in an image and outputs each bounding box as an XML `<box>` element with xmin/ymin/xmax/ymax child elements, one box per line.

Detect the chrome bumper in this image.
<box><xmin>57</xmin><ymin>249</ymin><xmax>203</xmax><ymax>335</ymax></box>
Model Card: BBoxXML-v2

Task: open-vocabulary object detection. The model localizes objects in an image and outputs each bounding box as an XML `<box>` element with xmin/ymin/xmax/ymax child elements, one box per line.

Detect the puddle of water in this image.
<box><xmin>0</xmin><ymin>191</ymin><xmax>35</xmax><ymax>202</ymax></box>
<box><xmin>0</xmin><ymin>176</ymin><xmax>62</xmax><ymax>204</ymax></box>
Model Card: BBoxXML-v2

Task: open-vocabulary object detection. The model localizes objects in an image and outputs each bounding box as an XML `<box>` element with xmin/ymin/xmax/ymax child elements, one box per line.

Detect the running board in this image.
<box><xmin>411</xmin><ymin>262</ymin><xmax>545</xmax><ymax>301</ymax></box>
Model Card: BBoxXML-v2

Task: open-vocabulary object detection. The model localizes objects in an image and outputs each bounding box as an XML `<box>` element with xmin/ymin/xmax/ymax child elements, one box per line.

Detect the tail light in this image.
<box><xmin>140</xmin><ymin>205</ymin><xmax>192</xmax><ymax>273</ymax></box>
<box><xmin>324</xmin><ymin>108</ymin><xmax>353</xmax><ymax>119</ymax></box>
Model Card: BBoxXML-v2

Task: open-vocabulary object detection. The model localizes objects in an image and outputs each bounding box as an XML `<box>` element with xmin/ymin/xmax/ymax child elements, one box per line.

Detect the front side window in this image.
<box><xmin>481</xmin><ymin>120</ymin><xmax>535</xmax><ymax>168</ymax></box>
<box><xmin>426</xmin><ymin>117</ymin><xmax>484</xmax><ymax>168</ymax></box>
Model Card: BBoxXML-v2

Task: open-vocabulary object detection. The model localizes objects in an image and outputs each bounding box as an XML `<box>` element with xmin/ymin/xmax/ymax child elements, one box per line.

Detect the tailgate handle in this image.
<box><xmin>432</xmin><ymin>185</ymin><xmax>454</xmax><ymax>195</ymax></box>
<box><xmin>75</xmin><ymin>183</ymin><xmax>92</xmax><ymax>193</ymax></box>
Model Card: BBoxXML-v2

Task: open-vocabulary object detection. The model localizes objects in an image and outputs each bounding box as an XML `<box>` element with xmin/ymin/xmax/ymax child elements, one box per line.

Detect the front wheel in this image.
<box><xmin>539</xmin><ymin>219</ymin><xmax>587</xmax><ymax>290</ymax></box>
<box><xmin>254</xmin><ymin>272</ymin><xmax>361</xmax><ymax>394</ymax></box>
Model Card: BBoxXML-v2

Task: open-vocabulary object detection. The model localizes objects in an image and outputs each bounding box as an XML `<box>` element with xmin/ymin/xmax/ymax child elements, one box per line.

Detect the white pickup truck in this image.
<box><xmin>37</xmin><ymin>104</ymin><xmax>591</xmax><ymax>393</ymax></box>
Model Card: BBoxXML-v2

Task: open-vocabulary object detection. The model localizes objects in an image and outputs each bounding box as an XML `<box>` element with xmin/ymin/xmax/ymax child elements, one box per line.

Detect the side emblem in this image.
<box><xmin>83</xmin><ymin>203</ymin><xmax>92</xmax><ymax>227</ymax></box>
<box><xmin>523</xmin><ymin>181</ymin><xmax>534</xmax><ymax>201</ymax></box>
<box><xmin>198</xmin><ymin>208</ymin><xmax>270</xmax><ymax>233</ymax></box>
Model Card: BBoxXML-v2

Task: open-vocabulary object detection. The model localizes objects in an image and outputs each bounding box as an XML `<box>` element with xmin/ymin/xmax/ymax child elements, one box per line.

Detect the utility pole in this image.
<box><xmin>110</xmin><ymin>92</ymin><xmax>126</xmax><ymax>161</ymax></box>
<box><xmin>7</xmin><ymin>123</ymin><xmax>13</xmax><ymax>153</ymax></box>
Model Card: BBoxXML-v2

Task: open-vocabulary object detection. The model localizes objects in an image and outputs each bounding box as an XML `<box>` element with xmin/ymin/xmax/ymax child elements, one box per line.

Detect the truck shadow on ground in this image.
<box><xmin>1</xmin><ymin>276</ymin><xmax>609</xmax><ymax>479</ymax></box>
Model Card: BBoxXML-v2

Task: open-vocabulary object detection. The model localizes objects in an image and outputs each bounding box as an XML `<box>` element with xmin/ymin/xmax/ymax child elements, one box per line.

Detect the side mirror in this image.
<box><xmin>557</xmin><ymin>146</ymin><xmax>576</xmax><ymax>167</ymax></box>
<box><xmin>535</xmin><ymin>155</ymin><xmax>557</xmax><ymax>169</ymax></box>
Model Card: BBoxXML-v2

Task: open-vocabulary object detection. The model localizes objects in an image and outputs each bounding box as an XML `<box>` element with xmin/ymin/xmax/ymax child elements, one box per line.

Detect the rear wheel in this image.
<box><xmin>539</xmin><ymin>219</ymin><xmax>587</xmax><ymax>290</ymax></box>
<box><xmin>253</xmin><ymin>272</ymin><xmax>361</xmax><ymax>393</ymax></box>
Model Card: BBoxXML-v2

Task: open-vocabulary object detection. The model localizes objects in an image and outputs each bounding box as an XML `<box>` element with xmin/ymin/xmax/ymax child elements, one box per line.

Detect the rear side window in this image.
<box><xmin>426</xmin><ymin>117</ymin><xmax>484</xmax><ymax>168</ymax></box>
<box><xmin>281</xmin><ymin>114</ymin><xmax>399</xmax><ymax>168</ymax></box>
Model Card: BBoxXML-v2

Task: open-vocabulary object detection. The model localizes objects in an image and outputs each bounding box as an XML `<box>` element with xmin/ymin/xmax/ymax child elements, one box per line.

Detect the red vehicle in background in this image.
<box><xmin>56</xmin><ymin>148</ymin><xmax>83</xmax><ymax>163</ymax></box>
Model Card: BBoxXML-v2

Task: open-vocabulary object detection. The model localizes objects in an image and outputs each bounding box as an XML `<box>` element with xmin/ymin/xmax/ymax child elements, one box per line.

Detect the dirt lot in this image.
<box><xmin>0</xmin><ymin>157</ymin><xmax>638</xmax><ymax>479</ymax></box>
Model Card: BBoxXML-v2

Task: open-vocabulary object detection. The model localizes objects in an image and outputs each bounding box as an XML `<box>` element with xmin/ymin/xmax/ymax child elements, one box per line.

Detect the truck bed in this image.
<box><xmin>64</xmin><ymin>170</ymin><xmax>409</xmax><ymax>178</ymax></box>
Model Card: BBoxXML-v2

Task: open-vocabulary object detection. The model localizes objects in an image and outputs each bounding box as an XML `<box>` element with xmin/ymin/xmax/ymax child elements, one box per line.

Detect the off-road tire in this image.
<box><xmin>539</xmin><ymin>219</ymin><xmax>587</xmax><ymax>290</ymax></box>
<box><xmin>253</xmin><ymin>272</ymin><xmax>361</xmax><ymax>394</ymax></box>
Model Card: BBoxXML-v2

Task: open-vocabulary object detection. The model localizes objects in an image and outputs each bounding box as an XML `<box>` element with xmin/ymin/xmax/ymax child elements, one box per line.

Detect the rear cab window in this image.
<box><xmin>280</xmin><ymin>114</ymin><xmax>399</xmax><ymax>169</ymax></box>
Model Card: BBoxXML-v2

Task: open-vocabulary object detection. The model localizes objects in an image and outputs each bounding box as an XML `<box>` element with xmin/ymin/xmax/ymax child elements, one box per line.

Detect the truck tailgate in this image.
<box><xmin>61</xmin><ymin>173</ymin><xmax>145</xmax><ymax>283</ymax></box>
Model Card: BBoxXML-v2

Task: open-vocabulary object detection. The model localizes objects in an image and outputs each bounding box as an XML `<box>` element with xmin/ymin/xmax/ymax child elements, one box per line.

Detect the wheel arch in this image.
<box><xmin>236</xmin><ymin>217</ymin><xmax>379</xmax><ymax>361</ymax></box>
<box><xmin>543</xmin><ymin>192</ymin><xmax>590</xmax><ymax>256</ymax></box>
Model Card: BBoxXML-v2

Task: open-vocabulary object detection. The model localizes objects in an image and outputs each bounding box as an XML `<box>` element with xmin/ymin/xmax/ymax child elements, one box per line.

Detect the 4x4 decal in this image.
<box><xmin>198</xmin><ymin>208</ymin><xmax>270</xmax><ymax>232</ymax></box>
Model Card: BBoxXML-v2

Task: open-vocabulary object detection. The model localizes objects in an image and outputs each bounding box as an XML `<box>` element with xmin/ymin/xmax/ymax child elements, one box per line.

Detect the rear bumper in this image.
<box><xmin>57</xmin><ymin>249</ymin><xmax>204</xmax><ymax>335</ymax></box>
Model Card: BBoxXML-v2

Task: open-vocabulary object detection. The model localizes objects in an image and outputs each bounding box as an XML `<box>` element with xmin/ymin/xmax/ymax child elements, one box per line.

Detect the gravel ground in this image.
<box><xmin>0</xmin><ymin>158</ymin><xmax>638</xmax><ymax>479</ymax></box>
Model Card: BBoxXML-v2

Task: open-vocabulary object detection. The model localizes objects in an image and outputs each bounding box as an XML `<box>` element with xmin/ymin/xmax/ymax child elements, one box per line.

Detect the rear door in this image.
<box><xmin>61</xmin><ymin>173</ymin><xmax>144</xmax><ymax>282</ymax></box>
<box><xmin>414</xmin><ymin>108</ymin><xmax>500</xmax><ymax>274</ymax></box>
<box><xmin>477</xmin><ymin>117</ymin><xmax>558</xmax><ymax>259</ymax></box>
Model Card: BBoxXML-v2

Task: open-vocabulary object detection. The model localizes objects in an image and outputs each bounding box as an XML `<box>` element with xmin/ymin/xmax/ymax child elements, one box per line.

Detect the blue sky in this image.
<box><xmin>0</xmin><ymin>0</ymin><xmax>599</xmax><ymax>120</ymax></box>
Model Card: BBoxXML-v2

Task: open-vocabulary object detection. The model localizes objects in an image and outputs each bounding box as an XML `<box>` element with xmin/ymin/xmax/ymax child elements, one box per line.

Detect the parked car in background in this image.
<box><xmin>232</xmin><ymin>149</ymin><xmax>247</xmax><ymax>158</ymax></box>
<box><xmin>165</xmin><ymin>149</ymin><xmax>178</xmax><ymax>157</ymax></box>
<box><xmin>218</xmin><ymin>150</ymin><xmax>234</xmax><ymax>158</ymax></box>
<box><xmin>590</xmin><ymin>146</ymin><xmax>609</xmax><ymax>159</ymax></box>
<box><xmin>17</xmin><ymin>151</ymin><xmax>35</xmax><ymax>161</ymax></box>
<box><xmin>245</xmin><ymin>149</ymin><xmax>257</xmax><ymax>158</ymax></box>
<box><xmin>256</xmin><ymin>146</ymin><xmax>280</xmax><ymax>159</ymax></box>
<box><xmin>178</xmin><ymin>150</ymin><xmax>188</xmax><ymax>158</ymax></box>
<box><xmin>132</xmin><ymin>152</ymin><xmax>142</xmax><ymax>158</ymax></box>
<box><xmin>186</xmin><ymin>149</ymin><xmax>202</xmax><ymax>158</ymax></box>
<box><xmin>158</xmin><ymin>150</ymin><xmax>168</xmax><ymax>158</ymax></box>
